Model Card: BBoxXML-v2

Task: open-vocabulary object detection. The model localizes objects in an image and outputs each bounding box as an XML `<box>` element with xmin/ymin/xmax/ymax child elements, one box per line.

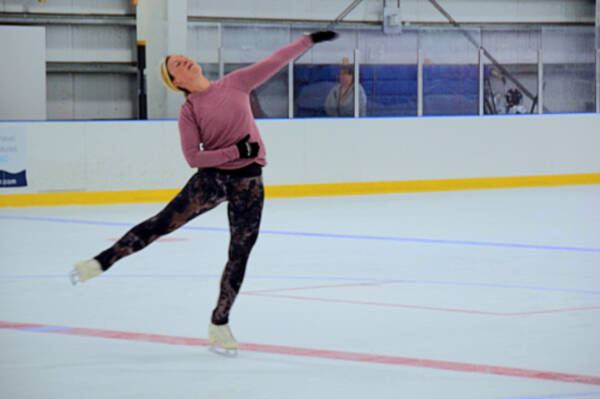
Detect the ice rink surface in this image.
<box><xmin>1</xmin><ymin>185</ymin><xmax>599</xmax><ymax>398</ymax></box>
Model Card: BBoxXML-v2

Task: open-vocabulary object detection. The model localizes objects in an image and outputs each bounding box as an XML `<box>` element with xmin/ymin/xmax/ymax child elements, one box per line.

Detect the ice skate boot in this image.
<box><xmin>70</xmin><ymin>259</ymin><xmax>103</xmax><ymax>285</ymax></box>
<box><xmin>208</xmin><ymin>323</ymin><xmax>238</xmax><ymax>356</ymax></box>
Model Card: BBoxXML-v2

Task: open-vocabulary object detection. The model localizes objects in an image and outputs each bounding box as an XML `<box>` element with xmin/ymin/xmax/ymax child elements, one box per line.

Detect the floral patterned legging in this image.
<box><xmin>94</xmin><ymin>168</ymin><xmax>264</xmax><ymax>325</ymax></box>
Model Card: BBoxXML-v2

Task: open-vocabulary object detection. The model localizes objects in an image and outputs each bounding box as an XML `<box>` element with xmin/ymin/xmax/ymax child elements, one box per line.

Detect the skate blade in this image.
<box><xmin>69</xmin><ymin>269</ymin><xmax>80</xmax><ymax>286</ymax></box>
<box><xmin>208</xmin><ymin>345</ymin><xmax>238</xmax><ymax>357</ymax></box>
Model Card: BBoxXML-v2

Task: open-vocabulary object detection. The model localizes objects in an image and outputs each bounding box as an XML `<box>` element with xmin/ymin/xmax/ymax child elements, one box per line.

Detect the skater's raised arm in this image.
<box><xmin>227</xmin><ymin>31</ymin><xmax>338</xmax><ymax>93</ymax></box>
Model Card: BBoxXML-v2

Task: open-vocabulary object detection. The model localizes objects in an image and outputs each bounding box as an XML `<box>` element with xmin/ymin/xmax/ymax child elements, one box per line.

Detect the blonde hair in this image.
<box><xmin>160</xmin><ymin>56</ymin><xmax>189</xmax><ymax>98</ymax></box>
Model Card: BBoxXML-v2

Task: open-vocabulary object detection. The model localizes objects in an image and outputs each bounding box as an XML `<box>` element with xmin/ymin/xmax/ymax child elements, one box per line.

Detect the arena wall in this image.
<box><xmin>1</xmin><ymin>113</ymin><xmax>599</xmax><ymax>206</ymax></box>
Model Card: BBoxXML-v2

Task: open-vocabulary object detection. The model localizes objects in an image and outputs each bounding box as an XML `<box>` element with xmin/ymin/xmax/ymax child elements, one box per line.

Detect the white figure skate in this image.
<box><xmin>208</xmin><ymin>323</ymin><xmax>238</xmax><ymax>357</ymax></box>
<box><xmin>70</xmin><ymin>259</ymin><xmax>103</xmax><ymax>285</ymax></box>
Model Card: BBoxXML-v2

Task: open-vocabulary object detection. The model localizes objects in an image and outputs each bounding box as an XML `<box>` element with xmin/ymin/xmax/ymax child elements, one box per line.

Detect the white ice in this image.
<box><xmin>1</xmin><ymin>185</ymin><xmax>599</xmax><ymax>399</ymax></box>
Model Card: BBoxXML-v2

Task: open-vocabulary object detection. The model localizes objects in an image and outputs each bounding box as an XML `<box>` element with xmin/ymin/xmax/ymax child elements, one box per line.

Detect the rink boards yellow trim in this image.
<box><xmin>1</xmin><ymin>173</ymin><xmax>599</xmax><ymax>208</ymax></box>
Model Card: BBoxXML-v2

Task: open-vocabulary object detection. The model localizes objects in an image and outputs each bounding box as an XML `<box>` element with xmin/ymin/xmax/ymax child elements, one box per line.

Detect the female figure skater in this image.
<box><xmin>70</xmin><ymin>30</ymin><xmax>337</xmax><ymax>351</ymax></box>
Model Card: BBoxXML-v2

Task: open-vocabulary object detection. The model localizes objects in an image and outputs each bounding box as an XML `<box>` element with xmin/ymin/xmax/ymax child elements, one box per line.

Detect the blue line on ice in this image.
<box><xmin>2</xmin><ymin>215</ymin><xmax>599</xmax><ymax>253</ymax></box>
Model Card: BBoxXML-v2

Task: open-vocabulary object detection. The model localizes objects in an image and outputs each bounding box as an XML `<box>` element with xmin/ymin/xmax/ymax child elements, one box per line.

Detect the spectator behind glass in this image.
<box><xmin>505</xmin><ymin>88</ymin><xmax>527</xmax><ymax>114</ymax></box>
<box><xmin>324</xmin><ymin>66</ymin><xmax>367</xmax><ymax>117</ymax></box>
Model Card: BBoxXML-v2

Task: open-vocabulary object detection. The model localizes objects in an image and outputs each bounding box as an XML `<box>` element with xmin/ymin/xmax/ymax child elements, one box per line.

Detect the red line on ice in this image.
<box><xmin>1</xmin><ymin>321</ymin><xmax>599</xmax><ymax>386</ymax></box>
<box><xmin>242</xmin><ymin>292</ymin><xmax>600</xmax><ymax>316</ymax></box>
<box><xmin>240</xmin><ymin>281</ymin><xmax>600</xmax><ymax>316</ymax></box>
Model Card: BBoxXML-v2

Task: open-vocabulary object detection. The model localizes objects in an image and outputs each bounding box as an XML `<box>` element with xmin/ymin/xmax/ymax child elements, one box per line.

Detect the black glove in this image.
<box><xmin>309</xmin><ymin>30</ymin><xmax>338</xmax><ymax>44</ymax></box>
<box><xmin>235</xmin><ymin>134</ymin><xmax>260</xmax><ymax>158</ymax></box>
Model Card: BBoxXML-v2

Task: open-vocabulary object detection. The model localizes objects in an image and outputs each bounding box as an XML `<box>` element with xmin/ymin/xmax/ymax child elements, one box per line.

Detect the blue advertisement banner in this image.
<box><xmin>0</xmin><ymin>127</ymin><xmax>27</xmax><ymax>187</ymax></box>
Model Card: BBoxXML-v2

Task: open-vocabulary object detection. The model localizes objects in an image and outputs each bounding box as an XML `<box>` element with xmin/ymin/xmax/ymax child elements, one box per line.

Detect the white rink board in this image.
<box><xmin>0</xmin><ymin>113</ymin><xmax>598</xmax><ymax>195</ymax></box>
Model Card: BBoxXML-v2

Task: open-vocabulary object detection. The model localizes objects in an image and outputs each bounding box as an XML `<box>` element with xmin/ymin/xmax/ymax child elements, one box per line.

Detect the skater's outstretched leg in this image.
<box><xmin>71</xmin><ymin>170</ymin><xmax>227</xmax><ymax>284</ymax></box>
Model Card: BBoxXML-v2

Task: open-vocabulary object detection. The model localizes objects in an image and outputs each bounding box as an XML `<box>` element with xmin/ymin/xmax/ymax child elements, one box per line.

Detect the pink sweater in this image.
<box><xmin>177</xmin><ymin>36</ymin><xmax>313</xmax><ymax>170</ymax></box>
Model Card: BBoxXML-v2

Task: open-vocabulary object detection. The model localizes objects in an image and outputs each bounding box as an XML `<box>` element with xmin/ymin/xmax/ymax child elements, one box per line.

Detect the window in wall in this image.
<box><xmin>186</xmin><ymin>22</ymin><xmax>596</xmax><ymax>119</ymax></box>
<box><xmin>358</xmin><ymin>29</ymin><xmax>418</xmax><ymax>117</ymax></box>
<box><xmin>294</xmin><ymin>63</ymin><xmax>361</xmax><ymax>117</ymax></box>
<box><xmin>293</xmin><ymin>28</ymin><xmax>359</xmax><ymax>118</ymax></box>
<box><xmin>542</xmin><ymin>27</ymin><xmax>596</xmax><ymax>113</ymax></box>
<box><xmin>420</xmin><ymin>29</ymin><xmax>480</xmax><ymax>116</ymax></box>
<box><xmin>481</xmin><ymin>29</ymin><xmax>540</xmax><ymax>114</ymax></box>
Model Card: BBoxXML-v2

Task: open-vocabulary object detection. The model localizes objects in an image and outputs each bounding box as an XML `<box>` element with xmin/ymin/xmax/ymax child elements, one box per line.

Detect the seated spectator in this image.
<box><xmin>505</xmin><ymin>88</ymin><xmax>527</xmax><ymax>114</ymax></box>
<box><xmin>324</xmin><ymin>66</ymin><xmax>367</xmax><ymax>117</ymax></box>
